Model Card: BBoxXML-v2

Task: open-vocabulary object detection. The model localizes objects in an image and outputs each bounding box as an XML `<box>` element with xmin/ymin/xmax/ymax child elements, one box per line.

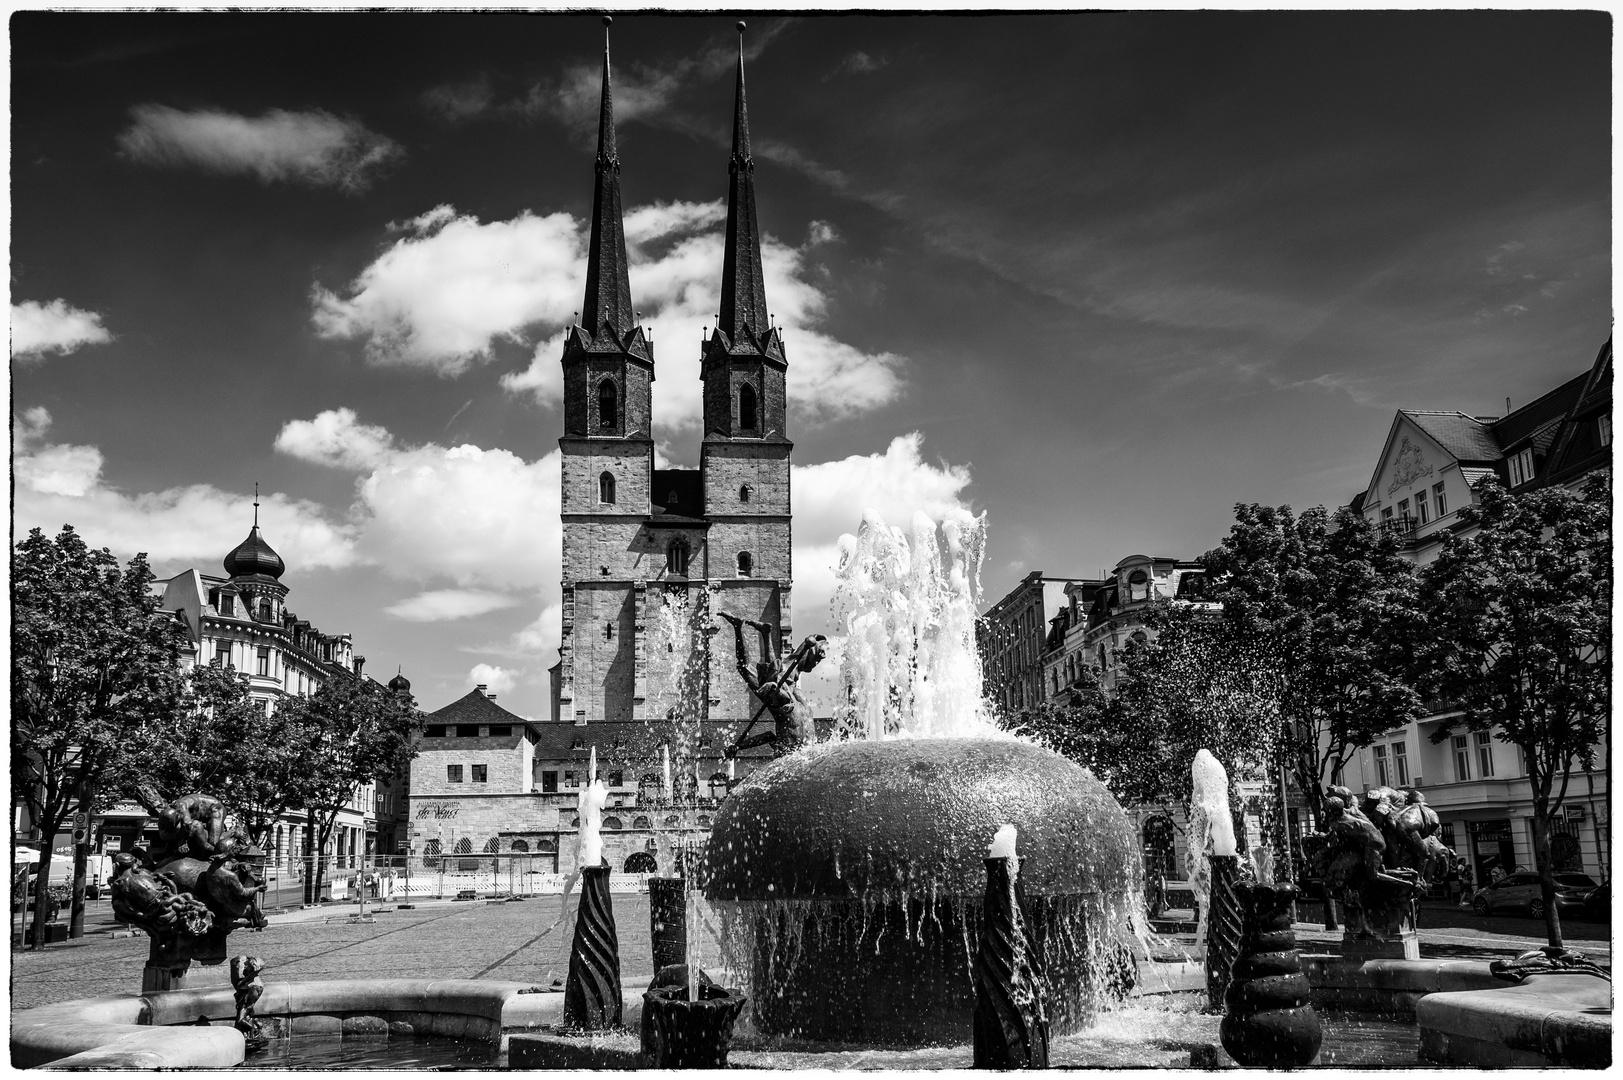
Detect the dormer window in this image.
<box><xmin>598</xmin><ymin>379</ymin><xmax>619</xmax><ymax>430</ymax></box>
<box><xmin>1507</xmin><ymin>447</ymin><xmax>1536</xmax><ymax>487</ymax></box>
<box><xmin>738</xmin><ymin>383</ymin><xmax>757</xmax><ymax>431</ymax></box>
<box><xmin>220</xmin><ymin>593</ymin><xmax>235</xmax><ymax>617</ymax></box>
<box><xmin>599</xmin><ymin>472</ymin><xmax>616</xmax><ymax>504</ymax></box>
<box><xmin>1127</xmin><ymin>569</ymin><xmax>1149</xmax><ymax>602</ymax></box>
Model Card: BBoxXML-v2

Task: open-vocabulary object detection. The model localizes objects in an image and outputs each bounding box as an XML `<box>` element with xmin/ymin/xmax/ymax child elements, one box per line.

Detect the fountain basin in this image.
<box><xmin>704</xmin><ymin>737</ymin><xmax>1142</xmax><ymax>1045</ymax></box>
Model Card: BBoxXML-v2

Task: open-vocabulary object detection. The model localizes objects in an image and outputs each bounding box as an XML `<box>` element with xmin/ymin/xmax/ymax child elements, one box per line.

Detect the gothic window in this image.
<box><xmin>738</xmin><ymin>382</ymin><xmax>757</xmax><ymax>431</ymax></box>
<box><xmin>598</xmin><ymin>379</ymin><xmax>619</xmax><ymax>430</ymax></box>
<box><xmin>510</xmin><ymin>839</ymin><xmax>529</xmax><ymax>853</ymax></box>
<box><xmin>603</xmin><ymin>816</ymin><xmax>623</xmax><ymax>830</ymax></box>
<box><xmin>483</xmin><ymin>837</ymin><xmax>500</xmax><ymax>853</ymax></box>
<box><xmin>739</xmin><ymin>484</ymin><xmax>752</xmax><ymax>504</ymax></box>
<box><xmin>454</xmin><ymin>838</ymin><xmax>472</xmax><ymax>855</ymax></box>
<box><xmin>599</xmin><ymin>471</ymin><xmax>616</xmax><ymax>504</ymax></box>
<box><xmin>667</xmin><ymin>541</ymin><xmax>689</xmax><ymax>575</ymax></box>
<box><xmin>424</xmin><ymin>839</ymin><xmax>442</xmax><ymax>856</ymax></box>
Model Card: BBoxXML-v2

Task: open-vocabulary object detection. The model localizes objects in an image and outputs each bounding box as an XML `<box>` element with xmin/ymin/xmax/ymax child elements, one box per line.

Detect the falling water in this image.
<box><xmin>1186</xmin><ymin>749</ymin><xmax>1236</xmax><ymax>945</ymax></box>
<box><xmin>831</xmin><ymin>507</ymin><xmax>994</xmax><ymax>740</ymax></box>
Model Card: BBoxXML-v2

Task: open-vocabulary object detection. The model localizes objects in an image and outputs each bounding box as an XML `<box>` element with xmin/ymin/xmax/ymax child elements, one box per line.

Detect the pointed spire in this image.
<box><xmin>718</xmin><ymin>21</ymin><xmax>770</xmax><ymax>345</ymax></box>
<box><xmin>253</xmin><ymin>482</ymin><xmax>259</xmax><ymax>528</ymax></box>
<box><xmin>580</xmin><ymin>15</ymin><xmax>635</xmax><ymax>340</ymax></box>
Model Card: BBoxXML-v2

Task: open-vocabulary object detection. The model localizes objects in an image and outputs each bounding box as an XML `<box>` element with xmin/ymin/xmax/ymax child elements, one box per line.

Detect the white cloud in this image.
<box><xmin>312</xmin><ymin>206</ymin><xmax>582</xmax><ymax>374</ymax></box>
<box><xmin>274</xmin><ymin>407</ymin><xmax>398</xmax><ymax>470</ymax></box>
<box><xmin>498</xmin><ymin>202</ymin><xmax>904</xmax><ymax>430</ymax></box>
<box><xmin>385</xmin><ymin>589</ymin><xmax>521</xmax><ymax>622</ymax></box>
<box><xmin>117</xmin><ymin>105</ymin><xmax>401</xmax><ymax>192</ymax></box>
<box><xmin>469</xmin><ymin>663</ymin><xmax>519</xmax><ymax>696</ymax></box>
<box><xmin>422</xmin><ymin>76</ymin><xmax>494</xmax><ymax>122</ymax></box>
<box><xmin>13</xmin><ymin>407</ymin><xmax>358</xmax><ymax>573</ymax></box>
<box><xmin>12</xmin><ymin>300</ymin><xmax>112</xmax><ymax>360</ymax></box>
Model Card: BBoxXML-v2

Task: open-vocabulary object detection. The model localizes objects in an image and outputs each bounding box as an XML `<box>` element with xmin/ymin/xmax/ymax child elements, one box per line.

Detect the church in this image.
<box><xmin>552</xmin><ymin>23</ymin><xmax>793</xmax><ymax>732</ymax></box>
<box><xmin>406</xmin><ymin>25</ymin><xmax>794</xmax><ymax>878</ymax></box>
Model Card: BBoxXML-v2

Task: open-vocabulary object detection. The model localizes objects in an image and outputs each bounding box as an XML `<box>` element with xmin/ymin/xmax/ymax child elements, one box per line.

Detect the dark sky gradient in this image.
<box><xmin>11</xmin><ymin>11</ymin><xmax>1611</xmax><ymax>717</ymax></box>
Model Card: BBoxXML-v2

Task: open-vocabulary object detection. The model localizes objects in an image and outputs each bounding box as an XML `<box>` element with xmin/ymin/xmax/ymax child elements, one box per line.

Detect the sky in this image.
<box><xmin>11</xmin><ymin>10</ymin><xmax>1612</xmax><ymax>720</ymax></box>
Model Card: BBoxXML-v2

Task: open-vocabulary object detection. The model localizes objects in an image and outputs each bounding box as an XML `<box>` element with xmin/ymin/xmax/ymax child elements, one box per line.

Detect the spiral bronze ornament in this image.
<box><xmin>562</xmin><ymin>863</ymin><xmax>623</xmax><ymax>1031</ymax></box>
<box><xmin>972</xmin><ymin>856</ymin><xmax>1050</xmax><ymax>1069</ymax></box>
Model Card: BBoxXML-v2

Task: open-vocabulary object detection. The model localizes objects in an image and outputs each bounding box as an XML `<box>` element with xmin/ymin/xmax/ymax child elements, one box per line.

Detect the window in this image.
<box><xmin>1508</xmin><ymin>447</ymin><xmax>1535</xmax><ymax>487</ymax></box>
<box><xmin>424</xmin><ymin>839</ymin><xmax>442</xmax><ymax>856</ymax></box>
<box><xmin>456</xmin><ymin>725</ymin><xmax>478</xmax><ymax>737</ymax></box>
<box><xmin>454</xmin><ymin>838</ymin><xmax>472</xmax><ymax>855</ymax></box>
<box><xmin>1373</xmin><ymin>744</ymin><xmax>1390</xmax><ymax>787</ymax></box>
<box><xmin>739</xmin><ymin>484</ymin><xmax>752</xmax><ymax>504</ymax></box>
<box><xmin>1413</xmin><ymin>489</ymin><xmax>1429</xmax><ymax>525</ymax></box>
<box><xmin>447</xmin><ymin>764</ymin><xmax>464</xmax><ymax>783</ymax></box>
<box><xmin>220</xmin><ymin>594</ymin><xmax>235</xmax><ymax>616</ymax></box>
<box><xmin>1599</xmin><ymin>414</ymin><xmax>1611</xmax><ymax>447</ymax></box>
<box><xmin>1392</xmin><ymin>741</ymin><xmax>1410</xmax><ymax>786</ymax></box>
<box><xmin>1433</xmin><ymin>481</ymin><xmax>1447</xmax><ymax>517</ymax></box>
<box><xmin>666</xmin><ymin>541</ymin><xmax>688</xmax><ymax>575</ymax></box>
<box><xmin>1381</xmin><ymin>506</ymin><xmax>1394</xmax><ymax>522</ymax></box>
<box><xmin>737</xmin><ymin>551</ymin><xmax>753</xmax><ymax>576</ymax></box>
<box><xmin>541</xmin><ymin>771</ymin><xmax>558</xmax><ymax>793</ymax></box>
<box><xmin>564</xmin><ymin>770</ymin><xmax>577</xmax><ymax>788</ymax></box>
<box><xmin>1476</xmin><ymin>731</ymin><xmax>1495</xmax><ymax>778</ymax></box>
<box><xmin>1397</xmin><ymin>498</ymin><xmax>1410</xmax><ymax>524</ymax></box>
<box><xmin>258</xmin><ymin>599</ymin><xmax>273</xmax><ymax>621</ymax></box>
<box><xmin>472</xmin><ymin>764</ymin><xmax>487</xmax><ymax>783</ymax></box>
<box><xmin>598</xmin><ymin>379</ymin><xmax>618</xmax><ymax>430</ymax></box>
<box><xmin>1452</xmin><ymin>735</ymin><xmax>1471</xmax><ymax>782</ymax></box>
<box><xmin>599</xmin><ymin>471</ymin><xmax>616</xmax><ymax>504</ymax></box>
<box><xmin>424</xmin><ymin>725</ymin><xmax>446</xmax><ymax>738</ymax></box>
<box><xmin>484</xmin><ymin>837</ymin><xmax>500</xmax><ymax>853</ymax></box>
<box><xmin>217</xmin><ymin>641</ymin><xmax>231</xmax><ymax>666</ymax></box>
<box><xmin>489</xmin><ymin>726</ymin><xmax>511</xmax><ymax>737</ymax></box>
<box><xmin>603</xmin><ymin>621</ymin><xmax>615</xmax><ymax>641</ymax></box>
<box><xmin>608</xmin><ymin>770</ymin><xmax>624</xmax><ymax>786</ymax></box>
<box><xmin>255</xmin><ymin>648</ymin><xmax>270</xmax><ymax>677</ymax></box>
<box><xmin>510</xmin><ymin>839</ymin><xmax>530</xmax><ymax>853</ymax></box>
<box><xmin>738</xmin><ymin>383</ymin><xmax>757</xmax><ymax>430</ymax></box>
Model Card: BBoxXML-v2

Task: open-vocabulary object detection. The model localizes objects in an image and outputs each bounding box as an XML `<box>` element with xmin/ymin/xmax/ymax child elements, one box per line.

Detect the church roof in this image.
<box><xmin>223</xmin><ymin>524</ymin><xmax>285</xmax><ymax>581</ymax></box>
<box><xmin>427</xmin><ymin>688</ymin><xmax>534</xmax><ymax>729</ymax></box>
<box><xmin>579</xmin><ymin>17</ymin><xmax>635</xmax><ymax>344</ymax></box>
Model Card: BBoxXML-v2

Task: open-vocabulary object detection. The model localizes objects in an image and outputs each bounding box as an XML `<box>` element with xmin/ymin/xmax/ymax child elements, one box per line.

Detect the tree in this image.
<box><xmin>129</xmin><ymin>664</ymin><xmax>314</xmax><ymax>846</ymax></box>
<box><xmin>274</xmin><ymin>676</ymin><xmax>421</xmax><ymax>904</ymax></box>
<box><xmin>1419</xmin><ymin>472</ymin><xmax>1610</xmax><ymax>949</ymax></box>
<box><xmin>1201</xmin><ymin>503</ymin><xmax>1425</xmax><ymax>831</ymax></box>
<box><xmin>11</xmin><ymin>526</ymin><xmax>187</xmax><ymax>948</ymax></box>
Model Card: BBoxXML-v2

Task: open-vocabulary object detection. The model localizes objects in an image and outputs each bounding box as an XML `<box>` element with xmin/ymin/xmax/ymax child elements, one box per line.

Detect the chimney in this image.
<box><xmin>475</xmin><ymin>683</ymin><xmax>488</xmax><ymax>692</ymax></box>
<box><xmin>487</xmin><ymin>694</ymin><xmax>498</xmax><ymax>701</ymax></box>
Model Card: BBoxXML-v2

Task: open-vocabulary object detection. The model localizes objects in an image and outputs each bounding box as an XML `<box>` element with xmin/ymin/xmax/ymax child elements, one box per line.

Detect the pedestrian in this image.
<box><xmin>1457</xmin><ymin>860</ymin><xmax>1474</xmax><ymax>908</ymax></box>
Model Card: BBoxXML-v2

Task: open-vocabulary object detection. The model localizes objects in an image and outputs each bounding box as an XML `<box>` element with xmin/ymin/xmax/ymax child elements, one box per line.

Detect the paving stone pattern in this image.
<box><xmin>9</xmin><ymin>895</ymin><xmax>722</xmax><ymax>1012</ymax></box>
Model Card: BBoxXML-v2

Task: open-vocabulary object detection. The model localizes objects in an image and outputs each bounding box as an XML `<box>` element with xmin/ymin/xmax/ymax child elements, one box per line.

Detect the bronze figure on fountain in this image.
<box><xmin>1301</xmin><ymin>784</ymin><xmax>1454</xmax><ymax>957</ymax></box>
<box><xmin>716</xmin><ymin>611</ymin><xmax>828</xmax><ymax>759</ymax></box>
<box><xmin>110</xmin><ymin>786</ymin><xmax>269</xmax><ymax>991</ymax></box>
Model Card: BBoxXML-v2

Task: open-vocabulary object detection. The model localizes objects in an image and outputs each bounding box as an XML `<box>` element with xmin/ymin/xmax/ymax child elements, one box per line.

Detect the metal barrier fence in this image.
<box><xmin>257</xmin><ymin>854</ymin><xmax>651</xmax><ymax>908</ymax></box>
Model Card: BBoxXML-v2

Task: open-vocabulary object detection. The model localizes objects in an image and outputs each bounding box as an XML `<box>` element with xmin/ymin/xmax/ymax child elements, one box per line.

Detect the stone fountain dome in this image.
<box><xmin>223</xmin><ymin>525</ymin><xmax>285</xmax><ymax>581</ymax></box>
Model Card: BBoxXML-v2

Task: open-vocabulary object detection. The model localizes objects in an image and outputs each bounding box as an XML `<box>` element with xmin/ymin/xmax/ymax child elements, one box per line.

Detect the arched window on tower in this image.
<box><xmin>737</xmin><ymin>551</ymin><xmax>753</xmax><ymax>577</ymax></box>
<box><xmin>1128</xmin><ymin>569</ymin><xmax>1150</xmax><ymax>602</ymax></box>
<box><xmin>258</xmin><ymin>599</ymin><xmax>273</xmax><ymax>621</ymax></box>
<box><xmin>599</xmin><ymin>471</ymin><xmax>616</xmax><ymax>504</ymax></box>
<box><xmin>739</xmin><ymin>484</ymin><xmax>752</xmax><ymax>504</ymax></box>
<box><xmin>738</xmin><ymin>383</ymin><xmax>757</xmax><ymax>431</ymax></box>
<box><xmin>599</xmin><ymin>379</ymin><xmax>619</xmax><ymax>430</ymax></box>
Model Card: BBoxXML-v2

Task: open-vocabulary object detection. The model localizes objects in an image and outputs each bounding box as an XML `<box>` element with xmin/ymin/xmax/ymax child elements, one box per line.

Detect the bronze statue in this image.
<box><xmin>716</xmin><ymin>612</ymin><xmax>828</xmax><ymax>758</ymax></box>
<box><xmin>113</xmin><ymin>789</ymin><xmax>269</xmax><ymax>991</ymax></box>
<box><xmin>230</xmin><ymin>954</ymin><xmax>269</xmax><ymax>1049</ymax></box>
<box><xmin>1303</xmin><ymin>784</ymin><xmax>1456</xmax><ymax>945</ymax></box>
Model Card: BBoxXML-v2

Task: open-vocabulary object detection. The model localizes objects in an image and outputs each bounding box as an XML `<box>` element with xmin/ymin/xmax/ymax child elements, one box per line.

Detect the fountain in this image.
<box><xmin>704</xmin><ymin>509</ymin><xmax>1145</xmax><ymax>1046</ymax></box>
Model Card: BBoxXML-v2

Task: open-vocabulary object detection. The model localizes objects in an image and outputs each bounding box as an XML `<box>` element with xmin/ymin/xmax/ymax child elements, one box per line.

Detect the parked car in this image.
<box><xmin>1580</xmin><ymin>883</ymin><xmax>1609</xmax><ymax>922</ymax></box>
<box><xmin>1472</xmin><ymin>872</ymin><xmax>1599</xmax><ymax>918</ymax></box>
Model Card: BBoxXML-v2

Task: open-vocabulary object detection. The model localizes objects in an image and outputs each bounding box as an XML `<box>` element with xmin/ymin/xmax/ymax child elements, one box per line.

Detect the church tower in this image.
<box><xmin>557</xmin><ymin>18</ymin><xmax>655</xmax><ymax>725</ymax></box>
<box><xmin>700</xmin><ymin>25</ymin><xmax>794</xmax><ymax>720</ymax></box>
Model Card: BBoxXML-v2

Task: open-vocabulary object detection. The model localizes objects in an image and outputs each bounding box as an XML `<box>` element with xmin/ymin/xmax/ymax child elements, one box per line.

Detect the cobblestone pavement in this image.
<box><xmin>10</xmin><ymin>894</ymin><xmax>715</xmax><ymax>1012</ymax></box>
<box><xmin>11</xmin><ymin>896</ymin><xmax>1608</xmax><ymax>1013</ymax></box>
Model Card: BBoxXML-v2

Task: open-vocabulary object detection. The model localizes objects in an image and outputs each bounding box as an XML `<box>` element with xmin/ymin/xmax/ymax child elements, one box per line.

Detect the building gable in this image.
<box><xmin>1362</xmin><ymin>413</ymin><xmax>1471</xmax><ymax>517</ymax></box>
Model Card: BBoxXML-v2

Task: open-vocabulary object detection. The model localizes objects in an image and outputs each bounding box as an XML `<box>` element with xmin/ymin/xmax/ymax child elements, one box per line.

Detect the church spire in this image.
<box><xmin>718</xmin><ymin>21</ymin><xmax>770</xmax><ymax>346</ymax></box>
<box><xmin>580</xmin><ymin>15</ymin><xmax>634</xmax><ymax>340</ymax></box>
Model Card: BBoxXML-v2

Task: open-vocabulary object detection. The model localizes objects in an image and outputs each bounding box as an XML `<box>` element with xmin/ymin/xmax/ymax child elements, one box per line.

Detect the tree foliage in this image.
<box><xmin>1200</xmin><ymin>503</ymin><xmax>1424</xmax><ymax>826</ymax></box>
<box><xmin>1418</xmin><ymin>472</ymin><xmax>1611</xmax><ymax>948</ymax></box>
<box><xmin>273</xmin><ymin>675</ymin><xmax>421</xmax><ymax>902</ymax></box>
<box><xmin>11</xmin><ymin>526</ymin><xmax>187</xmax><ymax>947</ymax></box>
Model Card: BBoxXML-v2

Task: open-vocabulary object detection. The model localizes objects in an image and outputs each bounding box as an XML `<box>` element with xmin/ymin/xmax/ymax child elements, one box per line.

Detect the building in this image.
<box><xmin>1052</xmin><ymin>555</ymin><xmax>1214</xmax><ymax>696</ymax></box>
<box><xmin>408</xmin><ymin>30</ymin><xmax>792</xmax><ymax>864</ymax></box>
<box><xmin>979</xmin><ymin>573</ymin><xmax>1097</xmax><ymax>713</ymax></box>
<box><xmin>96</xmin><ymin>505</ymin><xmax>396</xmax><ymax>877</ymax></box>
<box><xmin>1338</xmin><ymin>338</ymin><xmax>1611</xmax><ymax>884</ymax></box>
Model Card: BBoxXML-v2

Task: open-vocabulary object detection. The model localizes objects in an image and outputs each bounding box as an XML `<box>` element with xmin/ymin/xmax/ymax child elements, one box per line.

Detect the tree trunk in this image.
<box><xmin>1530</xmin><ymin>811</ymin><xmax>1564</xmax><ymax>949</ymax></box>
<box><xmin>310</xmin><ymin>812</ymin><xmax>338</xmax><ymax>905</ymax></box>
<box><xmin>30</xmin><ymin>841</ymin><xmax>54</xmax><ymax>950</ymax></box>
